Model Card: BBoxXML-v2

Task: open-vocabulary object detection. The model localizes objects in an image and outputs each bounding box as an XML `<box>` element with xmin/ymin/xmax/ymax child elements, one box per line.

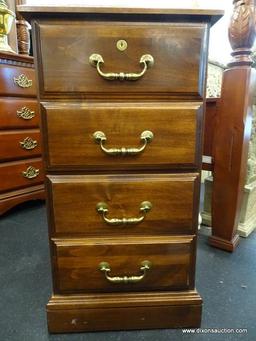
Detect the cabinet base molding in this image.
<box><xmin>47</xmin><ymin>290</ymin><xmax>202</xmax><ymax>333</ymax></box>
<box><xmin>208</xmin><ymin>234</ymin><xmax>240</xmax><ymax>252</ymax></box>
<box><xmin>0</xmin><ymin>185</ymin><xmax>45</xmax><ymax>215</ymax></box>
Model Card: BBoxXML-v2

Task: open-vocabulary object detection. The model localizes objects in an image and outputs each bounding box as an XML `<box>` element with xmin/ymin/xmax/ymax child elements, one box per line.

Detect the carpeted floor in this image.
<box><xmin>0</xmin><ymin>200</ymin><xmax>255</xmax><ymax>341</ymax></box>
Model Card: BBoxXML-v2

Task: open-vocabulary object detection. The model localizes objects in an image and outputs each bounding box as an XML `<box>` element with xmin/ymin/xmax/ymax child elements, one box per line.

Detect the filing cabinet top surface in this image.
<box><xmin>18</xmin><ymin>1</ymin><xmax>224</xmax><ymax>25</ymax></box>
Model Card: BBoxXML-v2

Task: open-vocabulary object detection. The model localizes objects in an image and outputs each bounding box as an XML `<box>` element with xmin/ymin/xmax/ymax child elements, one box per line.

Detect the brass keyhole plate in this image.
<box><xmin>116</xmin><ymin>39</ymin><xmax>128</xmax><ymax>51</ymax></box>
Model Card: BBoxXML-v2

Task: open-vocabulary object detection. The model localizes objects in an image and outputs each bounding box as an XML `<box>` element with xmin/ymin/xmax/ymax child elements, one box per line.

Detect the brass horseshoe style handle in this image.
<box><xmin>96</xmin><ymin>201</ymin><xmax>152</xmax><ymax>226</ymax></box>
<box><xmin>89</xmin><ymin>54</ymin><xmax>154</xmax><ymax>81</ymax></box>
<box><xmin>93</xmin><ymin>130</ymin><xmax>154</xmax><ymax>156</ymax></box>
<box><xmin>99</xmin><ymin>260</ymin><xmax>152</xmax><ymax>284</ymax></box>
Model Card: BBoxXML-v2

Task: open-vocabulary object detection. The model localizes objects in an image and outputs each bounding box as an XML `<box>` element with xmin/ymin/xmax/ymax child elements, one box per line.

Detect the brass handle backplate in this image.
<box><xmin>20</xmin><ymin>137</ymin><xmax>38</xmax><ymax>150</ymax></box>
<box><xmin>89</xmin><ymin>53</ymin><xmax>154</xmax><ymax>81</ymax></box>
<box><xmin>93</xmin><ymin>130</ymin><xmax>153</xmax><ymax>156</ymax></box>
<box><xmin>14</xmin><ymin>74</ymin><xmax>33</xmax><ymax>88</ymax></box>
<box><xmin>99</xmin><ymin>260</ymin><xmax>151</xmax><ymax>284</ymax></box>
<box><xmin>22</xmin><ymin>166</ymin><xmax>39</xmax><ymax>179</ymax></box>
<box><xmin>96</xmin><ymin>201</ymin><xmax>152</xmax><ymax>226</ymax></box>
<box><xmin>17</xmin><ymin>107</ymin><xmax>35</xmax><ymax>120</ymax></box>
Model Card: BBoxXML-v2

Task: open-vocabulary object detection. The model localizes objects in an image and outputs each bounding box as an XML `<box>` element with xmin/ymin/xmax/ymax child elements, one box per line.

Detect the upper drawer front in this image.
<box><xmin>0</xmin><ymin>65</ymin><xmax>36</xmax><ymax>97</ymax></box>
<box><xmin>48</xmin><ymin>174</ymin><xmax>198</xmax><ymax>236</ymax></box>
<box><xmin>43</xmin><ymin>103</ymin><xmax>202</xmax><ymax>170</ymax></box>
<box><xmin>37</xmin><ymin>21</ymin><xmax>207</xmax><ymax>98</ymax></box>
<box><xmin>53</xmin><ymin>236</ymin><xmax>194</xmax><ymax>293</ymax></box>
<box><xmin>0</xmin><ymin>130</ymin><xmax>41</xmax><ymax>162</ymax></box>
<box><xmin>0</xmin><ymin>158</ymin><xmax>44</xmax><ymax>193</ymax></box>
<box><xmin>0</xmin><ymin>99</ymin><xmax>39</xmax><ymax>129</ymax></box>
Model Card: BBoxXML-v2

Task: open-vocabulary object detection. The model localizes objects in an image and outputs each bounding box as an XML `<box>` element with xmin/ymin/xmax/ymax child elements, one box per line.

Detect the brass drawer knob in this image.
<box><xmin>22</xmin><ymin>166</ymin><xmax>39</xmax><ymax>179</ymax></box>
<box><xmin>99</xmin><ymin>260</ymin><xmax>151</xmax><ymax>284</ymax></box>
<box><xmin>13</xmin><ymin>74</ymin><xmax>33</xmax><ymax>88</ymax></box>
<box><xmin>17</xmin><ymin>107</ymin><xmax>35</xmax><ymax>120</ymax></box>
<box><xmin>96</xmin><ymin>201</ymin><xmax>152</xmax><ymax>226</ymax></box>
<box><xmin>89</xmin><ymin>53</ymin><xmax>154</xmax><ymax>81</ymax></box>
<box><xmin>93</xmin><ymin>130</ymin><xmax>154</xmax><ymax>156</ymax></box>
<box><xmin>20</xmin><ymin>137</ymin><xmax>38</xmax><ymax>150</ymax></box>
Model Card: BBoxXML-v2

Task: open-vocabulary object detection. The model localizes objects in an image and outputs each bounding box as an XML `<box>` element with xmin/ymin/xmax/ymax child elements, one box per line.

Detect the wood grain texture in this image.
<box><xmin>0</xmin><ymin>64</ymin><xmax>36</xmax><ymax>97</ymax></box>
<box><xmin>47</xmin><ymin>290</ymin><xmax>202</xmax><ymax>332</ymax></box>
<box><xmin>22</xmin><ymin>4</ymin><xmax>217</xmax><ymax>332</ymax></box>
<box><xmin>0</xmin><ymin>98</ymin><xmax>39</xmax><ymax>129</ymax></box>
<box><xmin>0</xmin><ymin>51</ymin><xmax>34</xmax><ymax>67</ymax></box>
<box><xmin>0</xmin><ymin>130</ymin><xmax>41</xmax><ymax>162</ymax></box>
<box><xmin>42</xmin><ymin>102</ymin><xmax>203</xmax><ymax>171</ymax></box>
<box><xmin>0</xmin><ymin>158</ymin><xmax>44</xmax><ymax>193</ymax></box>
<box><xmin>209</xmin><ymin>68</ymin><xmax>256</xmax><ymax>251</ymax></box>
<box><xmin>0</xmin><ymin>54</ymin><xmax>45</xmax><ymax>214</ymax></box>
<box><xmin>0</xmin><ymin>185</ymin><xmax>45</xmax><ymax>215</ymax></box>
<box><xmin>48</xmin><ymin>174</ymin><xmax>199</xmax><ymax>236</ymax></box>
<box><xmin>53</xmin><ymin>236</ymin><xmax>195</xmax><ymax>293</ymax></box>
<box><xmin>18</xmin><ymin>2</ymin><xmax>224</xmax><ymax>26</ymax></box>
<box><xmin>209</xmin><ymin>0</ymin><xmax>256</xmax><ymax>252</ymax></box>
<box><xmin>36</xmin><ymin>21</ymin><xmax>207</xmax><ymax>99</ymax></box>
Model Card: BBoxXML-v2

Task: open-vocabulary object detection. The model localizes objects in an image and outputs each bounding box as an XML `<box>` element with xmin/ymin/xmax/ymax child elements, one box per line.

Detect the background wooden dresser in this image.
<box><xmin>20</xmin><ymin>3</ymin><xmax>223</xmax><ymax>333</ymax></box>
<box><xmin>0</xmin><ymin>52</ymin><xmax>44</xmax><ymax>215</ymax></box>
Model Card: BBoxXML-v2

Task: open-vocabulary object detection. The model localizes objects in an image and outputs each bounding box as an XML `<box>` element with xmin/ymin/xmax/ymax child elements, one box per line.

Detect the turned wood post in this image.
<box><xmin>209</xmin><ymin>0</ymin><xmax>256</xmax><ymax>251</ymax></box>
<box><xmin>15</xmin><ymin>0</ymin><xmax>31</xmax><ymax>55</ymax></box>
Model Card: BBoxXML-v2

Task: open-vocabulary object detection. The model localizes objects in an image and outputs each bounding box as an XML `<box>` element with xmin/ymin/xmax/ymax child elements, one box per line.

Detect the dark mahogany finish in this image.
<box><xmin>36</xmin><ymin>22</ymin><xmax>207</xmax><ymax>99</ymax></box>
<box><xmin>0</xmin><ymin>53</ymin><xmax>45</xmax><ymax>215</ymax></box>
<box><xmin>0</xmin><ymin>98</ymin><xmax>39</xmax><ymax>129</ymax></box>
<box><xmin>42</xmin><ymin>103</ymin><xmax>202</xmax><ymax>170</ymax></box>
<box><xmin>208</xmin><ymin>0</ymin><xmax>256</xmax><ymax>252</ymax></box>
<box><xmin>19</xmin><ymin>2</ymin><xmax>223</xmax><ymax>333</ymax></box>
<box><xmin>54</xmin><ymin>236</ymin><xmax>195</xmax><ymax>293</ymax></box>
<box><xmin>48</xmin><ymin>174</ymin><xmax>199</xmax><ymax>236</ymax></box>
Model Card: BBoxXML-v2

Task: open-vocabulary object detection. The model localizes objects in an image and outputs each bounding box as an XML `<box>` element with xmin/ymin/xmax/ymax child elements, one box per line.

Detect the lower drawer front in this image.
<box><xmin>0</xmin><ymin>98</ymin><xmax>39</xmax><ymax>129</ymax></box>
<box><xmin>54</xmin><ymin>236</ymin><xmax>194</xmax><ymax>293</ymax></box>
<box><xmin>0</xmin><ymin>158</ymin><xmax>44</xmax><ymax>193</ymax></box>
<box><xmin>49</xmin><ymin>174</ymin><xmax>199</xmax><ymax>236</ymax></box>
<box><xmin>0</xmin><ymin>130</ymin><xmax>41</xmax><ymax>162</ymax></box>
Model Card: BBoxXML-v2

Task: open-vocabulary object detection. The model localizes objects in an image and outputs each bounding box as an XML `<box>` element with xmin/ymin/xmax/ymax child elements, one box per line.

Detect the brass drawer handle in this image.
<box><xmin>20</xmin><ymin>137</ymin><xmax>38</xmax><ymax>150</ymax></box>
<box><xmin>22</xmin><ymin>166</ymin><xmax>39</xmax><ymax>179</ymax></box>
<box><xmin>89</xmin><ymin>53</ymin><xmax>154</xmax><ymax>81</ymax></box>
<box><xmin>93</xmin><ymin>130</ymin><xmax>153</xmax><ymax>156</ymax></box>
<box><xmin>99</xmin><ymin>260</ymin><xmax>151</xmax><ymax>284</ymax></box>
<box><xmin>13</xmin><ymin>74</ymin><xmax>33</xmax><ymax>88</ymax></box>
<box><xmin>96</xmin><ymin>201</ymin><xmax>152</xmax><ymax>226</ymax></box>
<box><xmin>17</xmin><ymin>107</ymin><xmax>35</xmax><ymax>120</ymax></box>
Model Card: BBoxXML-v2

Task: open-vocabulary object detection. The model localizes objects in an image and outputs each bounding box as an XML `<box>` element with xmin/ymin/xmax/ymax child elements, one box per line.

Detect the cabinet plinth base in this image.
<box><xmin>47</xmin><ymin>290</ymin><xmax>202</xmax><ymax>333</ymax></box>
<box><xmin>208</xmin><ymin>234</ymin><xmax>240</xmax><ymax>252</ymax></box>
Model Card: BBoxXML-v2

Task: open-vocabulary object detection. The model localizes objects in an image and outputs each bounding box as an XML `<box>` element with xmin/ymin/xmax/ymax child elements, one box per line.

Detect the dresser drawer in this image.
<box><xmin>53</xmin><ymin>236</ymin><xmax>194</xmax><ymax>293</ymax></box>
<box><xmin>48</xmin><ymin>174</ymin><xmax>199</xmax><ymax>236</ymax></box>
<box><xmin>0</xmin><ymin>65</ymin><xmax>36</xmax><ymax>97</ymax></box>
<box><xmin>0</xmin><ymin>130</ymin><xmax>41</xmax><ymax>162</ymax></box>
<box><xmin>42</xmin><ymin>102</ymin><xmax>202</xmax><ymax>170</ymax></box>
<box><xmin>37</xmin><ymin>21</ymin><xmax>207</xmax><ymax>98</ymax></box>
<box><xmin>0</xmin><ymin>158</ymin><xmax>44</xmax><ymax>193</ymax></box>
<box><xmin>0</xmin><ymin>98</ymin><xmax>39</xmax><ymax>129</ymax></box>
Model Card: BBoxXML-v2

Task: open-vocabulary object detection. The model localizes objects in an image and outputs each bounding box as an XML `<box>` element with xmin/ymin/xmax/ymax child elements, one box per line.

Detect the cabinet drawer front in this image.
<box><xmin>0</xmin><ymin>131</ymin><xmax>41</xmax><ymax>162</ymax></box>
<box><xmin>0</xmin><ymin>65</ymin><xmax>36</xmax><ymax>97</ymax></box>
<box><xmin>43</xmin><ymin>103</ymin><xmax>202</xmax><ymax>170</ymax></box>
<box><xmin>37</xmin><ymin>21</ymin><xmax>207</xmax><ymax>98</ymax></box>
<box><xmin>0</xmin><ymin>99</ymin><xmax>39</xmax><ymax>129</ymax></box>
<box><xmin>0</xmin><ymin>159</ymin><xmax>44</xmax><ymax>193</ymax></box>
<box><xmin>49</xmin><ymin>174</ymin><xmax>199</xmax><ymax>236</ymax></box>
<box><xmin>54</xmin><ymin>237</ymin><xmax>194</xmax><ymax>293</ymax></box>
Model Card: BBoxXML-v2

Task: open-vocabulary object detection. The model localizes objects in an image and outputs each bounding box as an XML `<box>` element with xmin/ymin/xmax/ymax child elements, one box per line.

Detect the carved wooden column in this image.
<box><xmin>15</xmin><ymin>0</ymin><xmax>30</xmax><ymax>55</ymax></box>
<box><xmin>209</xmin><ymin>0</ymin><xmax>256</xmax><ymax>251</ymax></box>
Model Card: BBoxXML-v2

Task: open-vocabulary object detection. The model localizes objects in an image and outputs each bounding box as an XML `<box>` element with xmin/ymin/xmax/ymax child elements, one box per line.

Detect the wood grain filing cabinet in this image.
<box><xmin>0</xmin><ymin>52</ymin><xmax>45</xmax><ymax>215</ymax></box>
<box><xmin>19</xmin><ymin>2</ymin><xmax>223</xmax><ymax>333</ymax></box>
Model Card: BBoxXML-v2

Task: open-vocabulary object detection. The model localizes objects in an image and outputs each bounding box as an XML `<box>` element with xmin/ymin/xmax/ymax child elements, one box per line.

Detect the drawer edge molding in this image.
<box><xmin>52</xmin><ymin>235</ymin><xmax>196</xmax><ymax>246</ymax></box>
